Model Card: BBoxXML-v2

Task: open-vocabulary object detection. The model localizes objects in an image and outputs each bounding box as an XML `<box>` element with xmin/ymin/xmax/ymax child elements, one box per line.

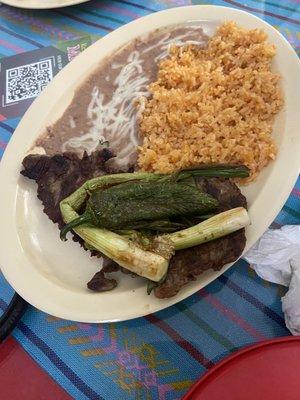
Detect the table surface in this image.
<box><xmin>0</xmin><ymin>1</ymin><xmax>299</xmax><ymax>399</ymax></box>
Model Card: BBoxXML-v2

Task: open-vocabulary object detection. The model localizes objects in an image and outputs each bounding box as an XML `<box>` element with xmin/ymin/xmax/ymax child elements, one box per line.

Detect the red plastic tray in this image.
<box><xmin>183</xmin><ymin>337</ymin><xmax>300</xmax><ymax>400</ymax></box>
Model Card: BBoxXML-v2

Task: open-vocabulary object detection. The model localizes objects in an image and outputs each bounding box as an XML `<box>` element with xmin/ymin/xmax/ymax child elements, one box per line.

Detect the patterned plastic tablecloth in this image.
<box><xmin>0</xmin><ymin>1</ymin><xmax>299</xmax><ymax>399</ymax></box>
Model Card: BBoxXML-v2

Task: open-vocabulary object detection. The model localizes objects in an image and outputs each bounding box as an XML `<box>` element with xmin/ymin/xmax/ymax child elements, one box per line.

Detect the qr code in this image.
<box><xmin>5</xmin><ymin>59</ymin><xmax>53</xmax><ymax>104</ymax></box>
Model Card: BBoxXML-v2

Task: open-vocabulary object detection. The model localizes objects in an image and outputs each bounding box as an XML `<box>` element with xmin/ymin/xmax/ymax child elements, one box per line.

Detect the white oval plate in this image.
<box><xmin>1</xmin><ymin>0</ymin><xmax>89</xmax><ymax>9</ymax></box>
<box><xmin>0</xmin><ymin>6</ymin><xmax>299</xmax><ymax>323</ymax></box>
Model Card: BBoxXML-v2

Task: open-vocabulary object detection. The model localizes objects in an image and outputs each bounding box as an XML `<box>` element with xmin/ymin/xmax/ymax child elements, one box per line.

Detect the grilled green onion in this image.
<box><xmin>167</xmin><ymin>207</ymin><xmax>250</xmax><ymax>250</ymax></box>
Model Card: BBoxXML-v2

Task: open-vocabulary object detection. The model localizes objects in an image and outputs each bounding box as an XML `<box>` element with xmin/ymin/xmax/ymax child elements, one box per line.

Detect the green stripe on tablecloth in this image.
<box><xmin>175</xmin><ymin>302</ymin><xmax>236</xmax><ymax>352</ymax></box>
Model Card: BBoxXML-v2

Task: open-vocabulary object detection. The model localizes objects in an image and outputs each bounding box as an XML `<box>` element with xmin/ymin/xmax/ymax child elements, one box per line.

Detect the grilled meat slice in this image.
<box><xmin>154</xmin><ymin>229</ymin><xmax>246</xmax><ymax>298</ymax></box>
<box><xmin>195</xmin><ymin>177</ymin><xmax>247</xmax><ymax>212</ymax></box>
<box><xmin>154</xmin><ymin>178</ymin><xmax>247</xmax><ymax>298</ymax></box>
<box><xmin>21</xmin><ymin>149</ymin><xmax>113</xmax><ymax>227</ymax></box>
<box><xmin>87</xmin><ymin>271</ymin><xmax>117</xmax><ymax>292</ymax></box>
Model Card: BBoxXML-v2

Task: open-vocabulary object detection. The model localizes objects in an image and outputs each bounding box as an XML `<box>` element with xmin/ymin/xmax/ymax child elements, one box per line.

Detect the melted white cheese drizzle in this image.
<box><xmin>69</xmin><ymin>116</ymin><xmax>76</xmax><ymax>129</ymax></box>
<box><xmin>142</xmin><ymin>27</ymin><xmax>205</xmax><ymax>62</ymax></box>
<box><xmin>62</xmin><ymin>50</ymin><xmax>149</xmax><ymax>167</ymax></box>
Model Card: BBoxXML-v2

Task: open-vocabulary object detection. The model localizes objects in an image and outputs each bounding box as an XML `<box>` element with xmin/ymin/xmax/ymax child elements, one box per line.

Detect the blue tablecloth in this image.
<box><xmin>0</xmin><ymin>1</ymin><xmax>299</xmax><ymax>399</ymax></box>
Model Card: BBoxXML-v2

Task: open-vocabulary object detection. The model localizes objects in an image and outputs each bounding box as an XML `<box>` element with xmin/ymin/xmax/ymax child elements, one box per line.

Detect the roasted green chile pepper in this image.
<box><xmin>60</xmin><ymin>180</ymin><xmax>218</xmax><ymax>240</ymax></box>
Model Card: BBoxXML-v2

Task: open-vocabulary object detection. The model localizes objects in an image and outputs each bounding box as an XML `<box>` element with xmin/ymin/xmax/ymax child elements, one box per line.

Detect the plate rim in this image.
<box><xmin>0</xmin><ymin>0</ymin><xmax>89</xmax><ymax>9</ymax></box>
<box><xmin>0</xmin><ymin>5</ymin><xmax>300</xmax><ymax>322</ymax></box>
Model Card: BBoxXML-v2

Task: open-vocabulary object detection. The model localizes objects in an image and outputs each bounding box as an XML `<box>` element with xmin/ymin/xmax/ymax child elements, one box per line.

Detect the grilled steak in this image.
<box><xmin>21</xmin><ymin>151</ymin><xmax>247</xmax><ymax>297</ymax></box>
<box><xmin>155</xmin><ymin>177</ymin><xmax>247</xmax><ymax>298</ymax></box>
<box><xmin>21</xmin><ymin>149</ymin><xmax>113</xmax><ymax>228</ymax></box>
<box><xmin>195</xmin><ymin>177</ymin><xmax>247</xmax><ymax>212</ymax></box>
<box><xmin>154</xmin><ymin>229</ymin><xmax>246</xmax><ymax>298</ymax></box>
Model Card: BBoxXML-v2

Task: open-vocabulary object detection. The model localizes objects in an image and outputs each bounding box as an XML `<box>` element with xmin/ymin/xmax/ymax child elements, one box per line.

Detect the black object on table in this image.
<box><xmin>0</xmin><ymin>293</ymin><xmax>27</xmax><ymax>343</ymax></box>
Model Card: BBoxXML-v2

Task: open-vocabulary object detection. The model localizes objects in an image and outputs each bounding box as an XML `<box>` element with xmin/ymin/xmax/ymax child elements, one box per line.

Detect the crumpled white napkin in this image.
<box><xmin>243</xmin><ymin>225</ymin><xmax>300</xmax><ymax>335</ymax></box>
